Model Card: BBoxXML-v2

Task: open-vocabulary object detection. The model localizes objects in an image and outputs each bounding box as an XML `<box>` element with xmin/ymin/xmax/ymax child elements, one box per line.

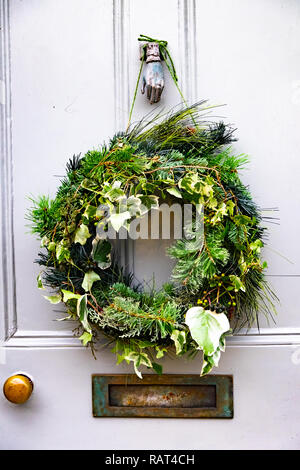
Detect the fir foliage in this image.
<box><xmin>27</xmin><ymin>102</ymin><xmax>277</xmax><ymax>377</ymax></box>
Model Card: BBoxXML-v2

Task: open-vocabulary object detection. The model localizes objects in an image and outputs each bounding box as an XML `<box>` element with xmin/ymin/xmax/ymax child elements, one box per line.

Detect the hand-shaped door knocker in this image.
<box><xmin>141</xmin><ymin>43</ymin><xmax>164</xmax><ymax>104</ymax></box>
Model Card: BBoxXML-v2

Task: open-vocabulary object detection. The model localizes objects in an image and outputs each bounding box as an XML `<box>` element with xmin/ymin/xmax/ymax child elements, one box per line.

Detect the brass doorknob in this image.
<box><xmin>3</xmin><ymin>374</ymin><xmax>33</xmax><ymax>404</ymax></box>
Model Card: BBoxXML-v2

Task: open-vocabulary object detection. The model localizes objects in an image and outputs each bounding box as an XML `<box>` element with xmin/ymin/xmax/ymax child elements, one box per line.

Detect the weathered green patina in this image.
<box><xmin>92</xmin><ymin>374</ymin><xmax>233</xmax><ymax>418</ymax></box>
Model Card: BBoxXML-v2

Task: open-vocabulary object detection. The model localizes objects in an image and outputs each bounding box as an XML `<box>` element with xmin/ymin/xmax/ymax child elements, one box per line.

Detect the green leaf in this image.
<box><xmin>56</xmin><ymin>241</ymin><xmax>70</xmax><ymax>262</ymax></box>
<box><xmin>178</xmin><ymin>172</ymin><xmax>199</xmax><ymax>193</ymax></box>
<box><xmin>201</xmin><ymin>349</ymin><xmax>221</xmax><ymax>376</ymax></box>
<box><xmin>116</xmin><ymin>353</ymin><xmax>125</xmax><ymax>365</ymax></box>
<box><xmin>83</xmin><ymin>205</ymin><xmax>97</xmax><ymax>220</ymax></box>
<box><xmin>103</xmin><ymin>181</ymin><xmax>125</xmax><ymax>202</ymax></box>
<box><xmin>152</xmin><ymin>362</ymin><xmax>163</xmax><ymax>375</ymax></box>
<box><xmin>139</xmin><ymin>195</ymin><xmax>159</xmax><ymax>213</ymax></box>
<box><xmin>200</xmin><ymin>332</ymin><xmax>229</xmax><ymax>376</ymax></box>
<box><xmin>156</xmin><ymin>346</ymin><xmax>167</xmax><ymax>359</ymax></box>
<box><xmin>111</xmin><ymin>339</ymin><xmax>122</xmax><ymax>355</ymax></box>
<box><xmin>185</xmin><ymin>306</ymin><xmax>230</xmax><ymax>356</ymax></box>
<box><xmin>250</xmin><ymin>239</ymin><xmax>263</xmax><ymax>254</ymax></box>
<box><xmin>229</xmin><ymin>275</ymin><xmax>246</xmax><ymax>292</ymax></box>
<box><xmin>79</xmin><ymin>331</ymin><xmax>93</xmax><ymax>346</ymax></box>
<box><xmin>43</xmin><ymin>294</ymin><xmax>61</xmax><ymax>304</ymax></box>
<box><xmin>124</xmin><ymin>351</ymin><xmax>152</xmax><ymax>379</ymax></box>
<box><xmin>171</xmin><ymin>329</ymin><xmax>186</xmax><ymax>355</ymax></box>
<box><xmin>109</xmin><ymin>211</ymin><xmax>131</xmax><ymax>232</ymax></box>
<box><xmin>77</xmin><ymin>294</ymin><xmax>92</xmax><ymax>334</ymax></box>
<box><xmin>91</xmin><ymin>237</ymin><xmax>111</xmax><ymax>269</ymax></box>
<box><xmin>82</xmin><ymin>270</ymin><xmax>101</xmax><ymax>292</ymax></box>
<box><xmin>61</xmin><ymin>289</ymin><xmax>81</xmax><ymax>302</ymax></box>
<box><xmin>262</xmin><ymin>260</ymin><xmax>268</xmax><ymax>270</ymax></box>
<box><xmin>126</xmin><ymin>195</ymin><xmax>142</xmax><ymax>216</ymax></box>
<box><xmin>218</xmin><ymin>333</ymin><xmax>227</xmax><ymax>352</ymax></box>
<box><xmin>226</xmin><ymin>200</ymin><xmax>235</xmax><ymax>217</ymax></box>
<box><xmin>37</xmin><ymin>273</ymin><xmax>44</xmax><ymax>290</ymax></box>
<box><xmin>211</xmin><ymin>203</ymin><xmax>228</xmax><ymax>225</ymax></box>
<box><xmin>48</xmin><ymin>241</ymin><xmax>56</xmax><ymax>252</ymax></box>
<box><xmin>166</xmin><ymin>187</ymin><xmax>182</xmax><ymax>199</ymax></box>
<box><xmin>200</xmin><ymin>181</ymin><xmax>213</xmax><ymax>197</ymax></box>
<box><xmin>81</xmin><ymin>179</ymin><xmax>102</xmax><ymax>193</ymax></box>
<box><xmin>74</xmin><ymin>224</ymin><xmax>91</xmax><ymax>245</ymax></box>
<box><xmin>207</xmin><ymin>197</ymin><xmax>218</xmax><ymax>210</ymax></box>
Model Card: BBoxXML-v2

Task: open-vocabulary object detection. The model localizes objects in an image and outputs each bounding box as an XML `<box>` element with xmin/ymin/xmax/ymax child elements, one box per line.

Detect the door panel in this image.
<box><xmin>10</xmin><ymin>0</ymin><xmax>114</xmax><ymax>332</ymax></box>
<box><xmin>1</xmin><ymin>345</ymin><xmax>300</xmax><ymax>450</ymax></box>
<box><xmin>1</xmin><ymin>0</ymin><xmax>300</xmax><ymax>450</ymax></box>
<box><xmin>194</xmin><ymin>0</ymin><xmax>300</xmax><ymax>277</ymax></box>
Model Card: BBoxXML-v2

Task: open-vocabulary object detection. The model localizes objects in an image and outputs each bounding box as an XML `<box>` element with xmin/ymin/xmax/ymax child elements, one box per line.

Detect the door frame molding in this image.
<box><xmin>0</xmin><ymin>0</ymin><xmax>17</xmax><ymax>342</ymax></box>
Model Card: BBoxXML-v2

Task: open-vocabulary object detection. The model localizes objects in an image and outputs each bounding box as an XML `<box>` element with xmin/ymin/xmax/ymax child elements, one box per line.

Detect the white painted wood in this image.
<box><xmin>0</xmin><ymin>0</ymin><xmax>300</xmax><ymax>449</ymax></box>
<box><xmin>10</xmin><ymin>0</ymin><xmax>115</xmax><ymax>332</ymax></box>
<box><xmin>0</xmin><ymin>346</ymin><xmax>300</xmax><ymax>450</ymax></box>
<box><xmin>0</xmin><ymin>0</ymin><xmax>17</xmax><ymax>341</ymax></box>
<box><xmin>194</xmin><ymin>0</ymin><xmax>300</xmax><ymax>278</ymax></box>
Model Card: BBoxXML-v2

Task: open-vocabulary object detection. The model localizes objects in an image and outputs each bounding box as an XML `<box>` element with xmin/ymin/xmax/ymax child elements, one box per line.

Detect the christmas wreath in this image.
<box><xmin>28</xmin><ymin>103</ymin><xmax>277</xmax><ymax>377</ymax></box>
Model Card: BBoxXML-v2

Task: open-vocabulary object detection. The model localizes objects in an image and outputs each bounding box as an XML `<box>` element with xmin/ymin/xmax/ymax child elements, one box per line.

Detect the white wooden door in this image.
<box><xmin>1</xmin><ymin>0</ymin><xmax>300</xmax><ymax>450</ymax></box>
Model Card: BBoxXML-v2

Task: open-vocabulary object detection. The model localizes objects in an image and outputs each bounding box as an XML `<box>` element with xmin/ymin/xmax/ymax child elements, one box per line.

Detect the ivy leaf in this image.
<box><xmin>152</xmin><ymin>362</ymin><xmax>163</xmax><ymax>375</ymax></box>
<box><xmin>92</xmin><ymin>237</ymin><xmax>112</xmax><ymax>269</ymax></box>
<box><xmin>116</xmin><ymin>353</ymin><xmax>125</xmax><ymax>365</ymax></box>
<box><xmin>74</xmin><ymin>224</ymin><xmax>91</xmax><ymax>245</ymax></box>
<box><xmin>200</xmin><ymin>333</ymin><xmax>228</xmax><ymax>376</ymax></box>
<box><xmin>48</xmin><ymin>241</ymin><xmax>56</xmax><ymax>252</ymax></box>
<box><xmin>171</xmin><ymin>329</ymin><xmax>186</xmax><ymax>355</ymax></box>
<box><xmin>185</xmin><ymin>306</ymin><xmax>230</xmax><ymax>356</ymax></box>
<box><xmin>226</xmin><ymin>200</ymin><xmax>235</xmax><ymax>217</ymax></box>
<box><xmin>219</xmin><ymin>333</ymin><xmax>227</xmax><ymax>352</ymax></box>
<box><xmin>207</xmin><ymin>197</ymin><xmax>218</xmax><ymax>210</ymax></box>
<box><xmin>79</xmin><ymin>331</ymin><xmax>93</xmax><ymax>346</ymax></box>
<box><xmin>211</xmin><ymin>203</ymin><xmax>228</xmax><ymax>225</ymax></box>
<box><xmin>200</xmin><ymin>181</ymin><xmax>213</xmax><ymax>197</ymax></box>
<box><xmin>82</xmin><ymin>270</ymin><xmax>101</xmax><ymax>292</ymax></box>
<box><xmin>178</xmin><ymin>172</ymin><xmax>199</xmax><ymax>193</ymax></box>
<box><xmin>83</xmin><ymin>205</ymin><xmax>97</xmax><ymax>220</ymax></box>
<box><xmin>61</xmin><ymin>289</ymin><xmax>81</xmax><ymax>302</ymax></box>
<box><xmin>126</xmin><ymin>195</ymin><xmax>142</xmax><ymax>216</ymax></box>
<box><xmin>250</xmin><ymin>239</ymin><xmax>263</xmax><ymax>254</ymax></box>
<box><xmin>166</xmin><ymin>187</ymin><xmax>182</xmax><ymax>199</ymax></box>
<box><xmin>229</xmin><ymin>275</ymin><xmax>246</xmax><ymax>292</ymax></box>
<box><xmin>109</xmin><ymin>211</ymin><xmax>131</xmax><ymax>232</ymax></box>
<box><xmin>56</xmin><ymin>241</ymin><xmax>70</xmax><ymax>262</ymax></box>
<box><xmin>37</xmin><ymin>273</ymin><xmax>44</xmax><ymax>290</ymax></box>
<box><xmin>139</xmin><ymin>195</ymin><xmax>159</xmax><ymax>214</ymax></box>
<box><xmin>103</xmin><ymin>181</ymin><xmax>125</xmax><ymax>202</ymax></box>
<box><xmin>81</xmin><ymin>179</ymin><xmax>101</xmax><ymax>193</ymax></box>
<box><xmin>77</xmin><ymin>294</ymin><xmax>92</xmax><ymax>334</ymax></box>
<box><xmin>201</xmin><ymin>349</ymin><xmax>221</xmax><ymax>376</ymax></box>
<box><xmin>262</xmin><ymin>260</ymin><xmax>268</xmax><ymax>270</ymax></box>
<box><xmin>43</xmin><ymin>294</ymin><xmax>61</xmax><ymax>304</ymax></box>
<box><xmin>156</xmin><ymin>346</ymin><xmax>168</xmax><ymax>359</ymax></box>
<box><xmin>124</xmin><ymin>351</ymin><xmax>152</xmax><ymax>379</ymax></box>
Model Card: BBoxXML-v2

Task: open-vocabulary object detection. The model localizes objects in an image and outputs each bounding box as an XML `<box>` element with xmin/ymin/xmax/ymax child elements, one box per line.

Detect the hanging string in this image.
<box><xmin>126</xmin><ymin>34</ymin><xmax>196</xmax><ymax>132</ymax></box>
<box><xmin>126</xmin><ymin>56</ymin><xmax>144</xmax><ymax>132</ymax></box>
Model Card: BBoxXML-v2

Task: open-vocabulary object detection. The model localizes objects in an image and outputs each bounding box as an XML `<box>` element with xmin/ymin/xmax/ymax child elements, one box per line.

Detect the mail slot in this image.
<box><xmin>109</xmin><ymin>384</ymin><xmax>217</xmax><ymax>408</ymax></box>
<box><xmin>92</xmin><ymin>374</ymin><xmax>233</xmax><ymax>418</ymax></box>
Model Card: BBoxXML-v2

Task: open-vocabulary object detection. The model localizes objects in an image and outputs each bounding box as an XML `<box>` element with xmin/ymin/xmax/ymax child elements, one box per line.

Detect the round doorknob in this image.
<box><xmin>3</xmin><ymin>374</ymin><xmax>33</xmax><ymax>404</ymax></box>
